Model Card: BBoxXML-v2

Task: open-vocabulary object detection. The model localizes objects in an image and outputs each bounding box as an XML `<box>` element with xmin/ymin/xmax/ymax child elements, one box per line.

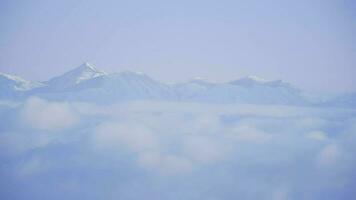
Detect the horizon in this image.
<box><xmin>0</xmin><ymin>0</ymin><xmax>355</xmax><ymax>93</ymax></box>
<box><xmin>0</xmin><ymin>61</ymin><xmax>354</xmax><ymax>94</ymax></box>
<box><xmin>0</xmin><ymin>61</ymin><xmax>300</xmax><ymax>84</ymax></box>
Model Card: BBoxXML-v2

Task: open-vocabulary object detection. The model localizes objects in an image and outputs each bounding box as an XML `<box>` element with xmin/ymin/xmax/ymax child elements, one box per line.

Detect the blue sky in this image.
<box><xmin>0</xmin><ymin>0</ymin><xmax>355</xmax><ymax>92</ymax></box>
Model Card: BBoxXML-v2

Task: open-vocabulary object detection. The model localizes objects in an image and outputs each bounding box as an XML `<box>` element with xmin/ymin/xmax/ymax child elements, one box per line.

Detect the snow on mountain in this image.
<box><xmin>31</xmin><ymin>66</ymin><xmax>173</xmax><ymax>102</ymax></box>
<box><xmin>0</xmin><ymin>63</ymin><xmax>354</xmax><ymax>106</ymax></box>
<box><xmin>102</xmin><ymin>71</ymin><xmax>172</xmax><ymax>100</ymax></box>
<box><xmin>0</xmin><ymin>72</ymin><xmax>41</xmax><ymax>91</ymax></box>
<box><xmin>44</xmin><ymin>62</ymin><xmax>106</xmax><ymax>91</ymax></box>
<box><xmin>170</xmin><ymin>76</ymin><xmax>306</xmax><ymax>104</ymax></box>
<box><xmin>61</xmin><ymin>70</ymin><xmax>173</xmax><ymax>102</ymax></box>
<box><xmin>172</xmin><ymin>77</ymin><xmax>216</xmax><ymax>100</ymax></box>
<box><xmin>0</xmin><ymin>72</ymin><xmax>43</xmax><ymax>99</ymax></box>
<box><xmin>230</xmin><ymin>75</ymin><xmax>270</xmax><ymax>85</ymax></box>
<box><xmin>229</xmin><ymin>75</ymin><xmax>295</xmax><ymax>88</ymax></box>
<box><xmin>224</xmin><ymin>76</ymin><xmax>305</xmax><ymax>104</ymax></box>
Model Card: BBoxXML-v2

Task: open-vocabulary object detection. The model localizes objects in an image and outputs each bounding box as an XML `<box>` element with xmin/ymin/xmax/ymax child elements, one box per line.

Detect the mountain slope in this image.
<box><xmin>56</xmin><ymin>70</ymin><xmax>173</xmax><ymax>102</ymax></box>
<box><xmin>1</xmin><ymin>63</ymin><xmax>352</xmax><ymax>106</ymax></box>
<box><xmin>226</xmin><ymin>76</ymin><xmax>306</xmax><ymax>104</ymax></box>
<box><xmin>320</xmin><ymin>92</ymin><xmax>356</xmax><ymax>107</ymax></box>
<box><xmin>171</xmin><ymin>76</ymin><xmax>306</xmax><ymax>104</ymax></box>
<box><xmin>0</xmin><ymin>72</ymin><xmax>42</xmax><ymax>99</ymax></box>
<box><xmin>43</xmin><ymin>62</ymin><xmax>107</xmax><ymax>91</ymax></box>
<box><xmin>30</xmin><ymin>65</ymin><xmax>173</xmax><ymax>102</ymax></box>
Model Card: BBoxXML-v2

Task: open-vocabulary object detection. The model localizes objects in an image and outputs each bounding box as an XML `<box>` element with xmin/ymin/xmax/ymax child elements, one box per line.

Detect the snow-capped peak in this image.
<box><xmin>46</xmin><ymin>62</ymin><xmax>106</xmax><ymax>89</ymax></box>
<box><xmin>244</xmin><ymin>75</ymin><xmax>270</xmax><ymax>83</ymax></box>
<box><xmin>0</xmin><ymin>72</ymin><xmax>42</xmax><ymax>91</ymax></box>
<box><xmin>229</xmin><ymin>75</ymin><xmax>287</xmax><ymax>87</ymax></box>
<box><xmin>108</xmin><ymin>70</ymin><xmax>167</xmax><ymax>85</ymax></box>
<box><xmin>74</xmin><ymin>62</ymin><xmax>106</xmax><ymax>82</ymax></box>
<box><xmin>0</xmin><ymin>72</ymin><xmax>29</xmax><ymax>83</ymax></box>
<box><xmin>0</xmin><ymin>64</ymin><xmax>309</xmax><ymax>105</ymax></box>
<box><xmin>76</xmin><ymin>62</ymin><xmax>103</xmax><ymax>73</ymax></box>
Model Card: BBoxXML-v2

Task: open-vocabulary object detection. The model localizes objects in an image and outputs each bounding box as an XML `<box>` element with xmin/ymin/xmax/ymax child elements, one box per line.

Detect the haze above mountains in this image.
<box><xmin>0</xmin><ymin>63</ymin><xmax>354</xmax><ymax>107</ymax></box>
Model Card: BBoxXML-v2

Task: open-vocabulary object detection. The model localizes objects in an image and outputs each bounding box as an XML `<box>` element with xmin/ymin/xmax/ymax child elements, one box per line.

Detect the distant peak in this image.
<box><xmin>72</xmin><ymin>62</ymin><xmax>106</xmax><ymax>75</ymax></box>
<box><xmin>78</xmin><ymin>62</ymin><xmax>101</xmax><ymax>72</ymax></box>
<box><xmin>83</xmin><ymin>62</ymin><xmax>91</xmax><ymax>66</ymax></box>
<box><xmin>0</xmin><ymin>72</ymin><xmax>42</xmax><ymax>91</ymax></box>
<box><xmin>0</xmin><ymin>72</ymin><xmax>28</xmax><ymax>83</ymax></box>
<box><xmin>229</xmin><ymin>75</ymin><xmax>290</xmax><ymax>88</ymax></box>
<box><xmin>243</xmin><ymin>75</ymin><xmax>270</xmax><ymax>83</ymax></box>
<box><xmin>47</xmin><ymin>63</ymin><xmax>106</xmax><ymax>86</ymax></box>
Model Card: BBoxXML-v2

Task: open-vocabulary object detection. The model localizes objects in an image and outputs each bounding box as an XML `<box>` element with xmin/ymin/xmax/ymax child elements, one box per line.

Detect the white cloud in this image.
<box><xmin>1</xmin><ymin>100</ymin><xmax>355</xmax><ymax>199</ymax></box>
<box><xmin>93</xmin><ymin>121</ymin><xmax>198</xmax><ymax>174</ymax></box>
<box><xmin>272</xmin><ymin>187</ymin><xmax>290</xmax><ymax>200</ymax></box>
<box><xmin>138</xmin><ymin>152</ymin><xmax>193</xmax><ymax>174</ymax></box>
<box><xmin>317</xmin><ymin>144</ymin><xmax>340</xmax><ymax>167</ymax></box>
<box><xmin>0</xmin><ymin>132</ymin><xmax>50</xmax><ymax>156</ymax></box>
<box><xmin>20</xmin><ymin>97</ymin><xmax>79</xmax><ymax>131</ymax></box>
<box><xmin>307</xmin><ymin>131</ymin><xmax>328</xmax><ymax>141</ymax></box>
<box><xmin>182</xmin><ymin>135</ymin><xmax>228</xmax><ymax>163</ymax></box>
<box><xmin>16</xmin><ymin>156</ymin><xmax>49</xmax><ymax>177</ymax></box>
<box><xmin>231</xmin><ymin>125</ymin><xmax>272</xmax><ymax>143</ymax></box>
<box><xmin>93</xmin><ymin>121</ymin><xmax>158</xmax><ymax>153</ymax></box>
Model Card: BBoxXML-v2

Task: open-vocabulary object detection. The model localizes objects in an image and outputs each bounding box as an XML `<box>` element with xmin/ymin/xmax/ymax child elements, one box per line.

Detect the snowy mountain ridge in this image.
<box><xmin>44</xmin><ymin>62</ymin><xmax>107</xmax><ymax>90</ymax></box>
<box><xmin>0</xmin><ymin>72</ymin><xmax>42</xmax><ymax>91</ymax></box>
<box><xmin>0</xmin><ymin>63</ymin><xmax>354</xmax><ymax>106</ymax></box>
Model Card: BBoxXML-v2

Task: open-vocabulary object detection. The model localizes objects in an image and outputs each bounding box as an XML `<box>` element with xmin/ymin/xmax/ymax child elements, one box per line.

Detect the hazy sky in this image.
<box><xmin>0</xmin><ymin>0</ymin><xmax>355</xmax><ymax>92</ymax></box>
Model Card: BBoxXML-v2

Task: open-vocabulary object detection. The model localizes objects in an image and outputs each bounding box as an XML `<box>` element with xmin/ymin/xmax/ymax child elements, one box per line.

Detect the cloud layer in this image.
<box><xmin>0</xmin><ymin>98</ymin><xmax>355</xmax><ymax>199</ymax></box>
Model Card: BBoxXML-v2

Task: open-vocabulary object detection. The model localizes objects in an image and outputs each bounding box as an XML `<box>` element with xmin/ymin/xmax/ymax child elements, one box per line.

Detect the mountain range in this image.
<box><xmin>0</xmin><ymin>63</ymin><xmax>354</xmax><ymax>106</ymax></box>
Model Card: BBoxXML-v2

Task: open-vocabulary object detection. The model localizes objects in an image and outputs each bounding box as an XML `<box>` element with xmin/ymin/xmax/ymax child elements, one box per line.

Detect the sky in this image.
<box><xmin>0</xmin><ymin>0</ymin><xmax>355</xmax><ymax>93</ymax></box>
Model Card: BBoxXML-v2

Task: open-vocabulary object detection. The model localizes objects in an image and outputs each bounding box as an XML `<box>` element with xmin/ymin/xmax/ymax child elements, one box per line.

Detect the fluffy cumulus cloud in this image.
<box><xmin>0</xmin><ymin>98</ymin><xmax>356</xmax><ymax>199</ymax></box>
